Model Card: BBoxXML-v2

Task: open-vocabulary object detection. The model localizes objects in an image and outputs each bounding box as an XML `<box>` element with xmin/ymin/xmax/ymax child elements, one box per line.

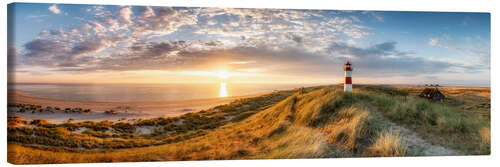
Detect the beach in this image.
<box><xmin>8</xmin><ymin>91</ymin><xmax>264</xmax><ymax>123</ymax></box>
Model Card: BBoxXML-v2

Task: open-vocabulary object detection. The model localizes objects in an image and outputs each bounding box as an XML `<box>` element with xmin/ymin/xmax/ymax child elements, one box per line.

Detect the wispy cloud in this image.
<box><xmin>27</xmin><ymin>14</ymin><xmax>49</xmax><ymax>19</ymax></box>
<box><xmin>428</xmin><ymin>34</ymin><xmax>458</xmax><ymax>51</ymax></box>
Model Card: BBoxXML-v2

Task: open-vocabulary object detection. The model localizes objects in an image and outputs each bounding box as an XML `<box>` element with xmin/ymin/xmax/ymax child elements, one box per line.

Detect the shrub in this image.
<box><xmin>112</xmin><ymin>122</ymin><xmax>136</xmax><ymax>133</ymax></box>
<box><xmin>8</xmin><ymin>116</ymin><xmax>27</xmax><ymax>126</ymax></box>
<box><xmin>30</xmin><ymin>119</ymin><xmax>51</xmax><ymax>126</ymax></box>
<box><xmin>105</xmin><ymin>110</ymin><xmax>117</xmax><ymax>115</ymax></box>
<box><xmin>60</xmin><ymin>122</ymin><xmax>79</xmax><ymax>131</ymax></box>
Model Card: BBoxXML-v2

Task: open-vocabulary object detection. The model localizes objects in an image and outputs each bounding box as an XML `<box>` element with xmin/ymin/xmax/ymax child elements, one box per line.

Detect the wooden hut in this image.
<box><xmin>419</xmin><ymin>87</ymin><xmax>445</xmax><ymax>102</ymax></box>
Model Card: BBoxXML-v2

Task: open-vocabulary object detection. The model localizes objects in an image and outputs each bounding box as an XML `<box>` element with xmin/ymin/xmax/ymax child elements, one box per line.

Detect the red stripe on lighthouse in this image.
<box><xmin>345</xmin><ymin>77</ymin><xmax>352</xmax><ymax>84</ymax></box>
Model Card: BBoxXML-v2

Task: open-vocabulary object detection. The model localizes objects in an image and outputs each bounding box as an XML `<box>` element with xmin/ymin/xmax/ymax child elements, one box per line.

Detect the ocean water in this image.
<box><xmin>9</xmin><ymin>83</ymin><xmax>317</xmax><ymax>102</ymax></box>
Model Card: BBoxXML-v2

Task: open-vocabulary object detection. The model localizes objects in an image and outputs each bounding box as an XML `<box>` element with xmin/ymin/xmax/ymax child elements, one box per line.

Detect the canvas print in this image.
<box><xmin>7</xmin><ymin>3</ymin><xmax>490</xmax><ymax>164</ymax></box>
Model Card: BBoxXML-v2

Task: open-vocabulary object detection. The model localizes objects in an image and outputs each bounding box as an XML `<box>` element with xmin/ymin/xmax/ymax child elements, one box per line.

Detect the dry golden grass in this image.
<box><xmin>8</xmin><ymin>88</ymin><xmax>348</xmax><ymax>164</ymax></box>
<box><xmin>363</xmin><ymin>130</ymin><xmax>407</xmax><ymax>157</ymax></box>
<box><xmin>8</xmin><ymin>85</ymin><xmax>490</xmax><ymax>164</ymax></box>
<box><xmin>322</xmin><ymin>106</ymin><xmax>369</xmax><ymax>150</ymax></box>
<box><xmin>478</xmin><ymin>127</ymin><xmax>491</xmax><ymax>154</ymax></box>
<box><xmin>480</xmin><ymin>127</ymin><xmax>490</xmax><ymax>145</ymax></box>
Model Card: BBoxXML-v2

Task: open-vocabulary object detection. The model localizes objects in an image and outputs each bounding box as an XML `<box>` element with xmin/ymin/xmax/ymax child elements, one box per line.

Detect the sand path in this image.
<box><xmin>384</xmin><ymin>121</ymin><xmax>461</xmax><ymax>156</ymax></box>
<box><xmin>367</xmin><ymin>105</ymin><xmax>461</xmax><ymax>156</ymax></box>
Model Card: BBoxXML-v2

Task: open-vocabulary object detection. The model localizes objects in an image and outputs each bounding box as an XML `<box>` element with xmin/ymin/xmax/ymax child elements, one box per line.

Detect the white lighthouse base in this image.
<box><xmin>344</xmin><ymin>84</ymin><xmax>352</xmax><ymax>92</ymax></box>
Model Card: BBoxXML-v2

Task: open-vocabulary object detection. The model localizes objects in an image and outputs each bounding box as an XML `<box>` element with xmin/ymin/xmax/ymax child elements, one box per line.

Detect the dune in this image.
<box><xmin>7</xmin><ymin>85</ymin><xmax>490</xmax><ymax>164</ymax></box>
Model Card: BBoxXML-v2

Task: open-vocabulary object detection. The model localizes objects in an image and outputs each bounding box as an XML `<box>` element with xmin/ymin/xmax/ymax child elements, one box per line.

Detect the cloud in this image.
<box><xmin>87</xmin><ymin>5</ymin><xmax>111</xmax><ymax>18</ymax></box>
<box><xmin>285</xmin><ymin>34</ymin><xmax>303</xmax><ymax>43</ymax></box>
<box><xmin>8</xmin><ymin>44</ymin><xmax>21</xmax><ymax>68</ymax></box>
<box><xmin>24</xmin><ymin>39</ymin><xmax>66</xmax><ymax>58</ymax></box>
<box><xmin>428</xmin><ymin>35</ymin><xmax>489</xmax><ymax>69</ymax></box>
<box><xmin>70</xmin><ymin>38</ymin><xmax>110</xmax><ymax>56</ymax></box>
<box><xmin>22</xmin><ymin>38</ymin><xmax>72</xmax><ymax>67</ymax></box>
<box><xmin>21</xmin><ymin>32</ymin><xmax>130</xmax><ymax>69</ymax></box>
<box><xmin>16</xmin><ymin>6</ymin><xmax>485</xmax><ymax>84</ymax></box>
<box><xmin>427</xmin><ymin>35</ymin><xmax>457</xmax><ymax>50</ymax></box>
<box><xmin>428</xmin><ymin>38</ymin><xmax>440</xmax><ymax>46</ymax></box>
<box><xmin>134</xmin><ymin>7</ymin><xmax>179</xmax><ymax>35</ymax></box>
<box><xmin>27</xmin><ymin>7</ymin><xmax>372</xmax><ymax>61</ymax></box>
<box><xmin>8</xmin><ymin>44</ymin><xmax>19</xmax><ymax>57</ymax></box>
<box><xmin>27</xmin><ymin>14</ymin><xmax>49</xmax><ymax>19</ymax></box>
<box><xmin>119</xmin><ymin>7</ymin><xmax>133</xmax><ymax>25</ymax></box>
<box><xmin>326</xmin><ymin>41</ymin><xmax>468</xmax><ymax>76</ymax></box>
<box><xmin>19</xmin><ymin>34</ymin><xmax>470</xmax><ymax>81</ymax></box>
<box><xmin>362</xmin><ymin>11</ymin><xmax>384</xmax><ymax>22</ymax></box>
<box><xmin>102</xmin><ymin>18</ymin><xmax>120</xmax><ymax>31</ymax></box>
<box><xmin>48</xmin><ymin>4</ymin><xmax>61</xmax><ymax>14</ymax></box>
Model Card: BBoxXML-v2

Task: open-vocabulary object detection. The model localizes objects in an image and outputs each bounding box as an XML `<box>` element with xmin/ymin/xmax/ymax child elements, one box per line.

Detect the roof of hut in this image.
<box><xmin>419</xmin><ymin>87</ymin><xmax>445</xmax><ymax>100</ymax></box>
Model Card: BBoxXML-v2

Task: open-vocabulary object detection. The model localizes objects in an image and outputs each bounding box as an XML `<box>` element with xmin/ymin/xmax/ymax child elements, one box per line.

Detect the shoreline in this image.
<box><xmin>8</xmin><ymin>90</ymin><xmax>266</xmax><ymax>103</ymax></box>
<box><xmin>8</xmin><ymin>90</ymin><xmax>268</xmax><ymax>123</ymax></box>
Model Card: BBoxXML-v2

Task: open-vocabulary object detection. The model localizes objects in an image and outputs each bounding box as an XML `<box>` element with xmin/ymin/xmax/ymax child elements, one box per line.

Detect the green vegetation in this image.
<box><xmin>8</xmin><ymin>103</ymin><xmax>92</xmax><ymax>114</ymax></box>
<box><xmin>356</xmin><ymin>85</ymin><xmax>490</xmax><ymax>155</ymax></box>
<box><xmin>7</xmin><ymin>85</ymin><xmax>490</xmax><ymax>164</ymax></box>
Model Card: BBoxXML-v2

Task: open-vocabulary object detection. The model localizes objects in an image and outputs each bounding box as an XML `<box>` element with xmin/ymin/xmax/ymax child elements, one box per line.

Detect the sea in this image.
<box><xmin>9</xmin><ymin>82</ymin><xmax>320</xmax><ymax>102</ymax></box>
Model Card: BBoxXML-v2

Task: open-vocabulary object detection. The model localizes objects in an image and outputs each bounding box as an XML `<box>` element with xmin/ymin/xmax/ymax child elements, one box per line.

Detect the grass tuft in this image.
<box><xmin>363</xmin><ymin>129</ymin><xmax>407</xmax><ymax>157</ymax></box>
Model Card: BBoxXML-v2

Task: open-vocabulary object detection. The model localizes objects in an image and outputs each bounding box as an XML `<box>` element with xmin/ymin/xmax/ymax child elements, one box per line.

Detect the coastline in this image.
<box><xmin>7</xmin><ymin>91</ymin><xmax>267</xmax><ymax>123</ymax></box>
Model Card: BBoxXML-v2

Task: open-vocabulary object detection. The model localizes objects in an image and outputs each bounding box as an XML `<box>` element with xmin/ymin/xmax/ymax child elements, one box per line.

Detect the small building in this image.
<box><xmin>419</xmin><ymin>87</ymin><xmax>445</xmax><ymax>102</ymax></box>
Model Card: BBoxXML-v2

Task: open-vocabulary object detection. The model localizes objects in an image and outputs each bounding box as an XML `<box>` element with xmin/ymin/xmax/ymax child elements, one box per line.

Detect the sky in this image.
<box><xmin>7</xmin><ymin>3</ymin><xmax>491</xmax><ymax>86</ymax></box>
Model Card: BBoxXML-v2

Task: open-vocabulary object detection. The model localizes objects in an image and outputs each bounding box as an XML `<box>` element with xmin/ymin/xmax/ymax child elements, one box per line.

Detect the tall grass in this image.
<box><xmin>8</xmin><ymin>85</ymin><xmax>489</xmax><ymax>164</ymax></box>
<box><xmin>479</xmin><ymin>127</ymin><xmax>490</xmax><ymax>154</ymax></box>
<box><xmin>480</xmin><ymin>127</ymin><xmax>490</xmax><ymax>145</ymax></box>
<box><xmin>364</xmin><ymin>129</ymin><xmax>407</xmax><ymax>157</ymax></box>
<box><xmin>9</xmin><ymin>87</ymin><xmax>358</xmax><ymax>163</ymax></box>
<box><xmin>322</xmin><ymin>106</ymin><xmax>370</xmax><ymax>151</ymax></box>
<box><xmin>360</xmin><ymin>88</ymin><xmax>489</xmax><ymax>155</ymax></box>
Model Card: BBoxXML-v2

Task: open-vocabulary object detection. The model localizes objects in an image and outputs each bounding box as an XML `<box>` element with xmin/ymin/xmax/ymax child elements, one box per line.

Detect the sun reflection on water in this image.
<box><xmin>219</xmin><ymin>82</ymin><xmax>228</xmax><ymax>97</ymax></box>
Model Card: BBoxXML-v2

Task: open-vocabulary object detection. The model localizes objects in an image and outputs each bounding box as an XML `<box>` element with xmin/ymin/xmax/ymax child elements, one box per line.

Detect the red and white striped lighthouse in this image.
<box><xmin>344</xmin><ymin>61</ymin><xmax>353</xmax><ymax>92</ymax></box>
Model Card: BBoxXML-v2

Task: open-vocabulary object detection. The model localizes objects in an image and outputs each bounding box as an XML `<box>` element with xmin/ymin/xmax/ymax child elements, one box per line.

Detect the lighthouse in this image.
<box><xmin>344</xmin><ymin>61</ymin><xmax>353</xmax><ymax>92</ymax></box>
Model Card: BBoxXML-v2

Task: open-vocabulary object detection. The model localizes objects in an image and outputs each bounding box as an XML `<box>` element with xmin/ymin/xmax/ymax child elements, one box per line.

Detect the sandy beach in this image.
<box><xmin>8</xmin><ymin>91</ymin><xmax>264</xmax><ymax>123</ymax></box>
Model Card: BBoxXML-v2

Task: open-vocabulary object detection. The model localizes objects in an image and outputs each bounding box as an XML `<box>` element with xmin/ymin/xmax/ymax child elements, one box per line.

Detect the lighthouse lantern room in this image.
<box><xmin>344</xmin><ymin>61</ymin><xmax>353</xmax><ymax>92</ymax></box>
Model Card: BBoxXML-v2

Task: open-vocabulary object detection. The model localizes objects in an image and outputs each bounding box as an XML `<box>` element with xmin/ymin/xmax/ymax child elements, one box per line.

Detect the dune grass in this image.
<box><xmin>356</xmin><ymin>85</ymin><xmax>490</xmax><ymax>155</ymax></box>
<box><xmin>363</xmin><ymin>129</ymin><xmax>407</xmax><ymax>157</ymax></box>
<box><xmin>7</xmin><ymin>85</ymin><xmax>489</xmax><ymax>164</ymax></box>
<box><xmin>7</xmin><ymin>87</ymin><xmax>363</xmax><ymax>163</ymax></box>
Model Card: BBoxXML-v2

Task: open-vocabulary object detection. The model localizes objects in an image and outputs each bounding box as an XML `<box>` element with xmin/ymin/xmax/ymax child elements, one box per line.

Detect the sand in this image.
<box><xmin>8</xmin><ymin>91</ymin><xmax>263</xmax><ymax>123</ymax></box>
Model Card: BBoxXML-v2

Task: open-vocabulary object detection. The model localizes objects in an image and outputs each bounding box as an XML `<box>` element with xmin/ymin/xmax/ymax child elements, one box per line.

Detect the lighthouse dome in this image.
<box><xmin>344</xmin><ymin>61</ymin><xmax>352</xmax><ymax>71</ymax></box>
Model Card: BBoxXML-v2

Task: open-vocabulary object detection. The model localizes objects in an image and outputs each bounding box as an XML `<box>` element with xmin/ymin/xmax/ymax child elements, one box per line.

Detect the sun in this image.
<box><xmin>216</xmin><ymin>70</ymin><xmax>231</xmax><ymax>79</ymax></box>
